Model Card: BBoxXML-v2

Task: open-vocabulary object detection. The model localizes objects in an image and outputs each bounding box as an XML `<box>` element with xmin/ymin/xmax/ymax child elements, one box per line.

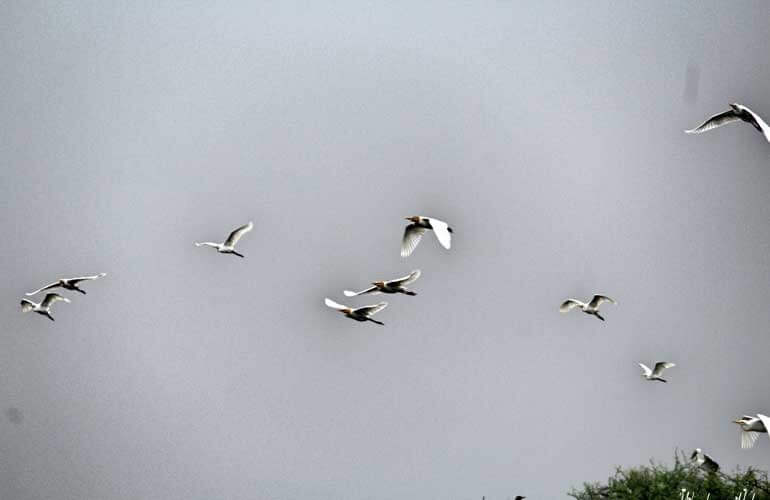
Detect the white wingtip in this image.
<box><xmin>98</xmin><ymin>272</ymin><xmax>107</xmax><ymax>277</ymax></box>
<box><xmin>194</xmin><ymin>242</ymin><xmax>202</xmax><ymax>246</ymax></box>
<box><xmin>343</xmin><ymin>290</ymin><xmax>357</xmax><ymax>297</ymax></box>
<box><xmin>63</xmin><ymin>297</ymin><xmax>71</xmax><ymax>303</ymax></box>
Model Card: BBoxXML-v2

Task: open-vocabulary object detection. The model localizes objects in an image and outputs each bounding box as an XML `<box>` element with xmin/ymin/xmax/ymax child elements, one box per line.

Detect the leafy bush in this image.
<box><xmin>568</xmin><ymin>451</ymin><xmax>770</xmax><ymax>499</ymax></box>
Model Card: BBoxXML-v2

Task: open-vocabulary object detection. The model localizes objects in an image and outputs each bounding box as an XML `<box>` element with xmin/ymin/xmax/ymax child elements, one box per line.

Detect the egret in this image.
<box><xmin>324</xmin><ymin>298</ymin><xmax>388</xmax><ymax>325</ymax></box>
<box><xmin>638</xmin><ymin>362</ymin><xmax>676</xmax><ymax>383</ymax></box>
<box><xmin>686</xmin><ymin>103</ymin><xmax>770</xmax><ymax>142</ymax></box>
<box><xmin>344</xmin><ymin>270</ymin><xmax>421</xmax><ymax>297</ymax></box>
<box><xmin>690</xmin><ymin>448</ymin><xmax>719</xmax><ymax>472</ymax></box>
<box><xmin>26</xmin><ymin>273</ymin><xmax>107</xmax><ymax>296</ymax></box>
<box><xmin>401</xmin><ymin>216</ymin><xmax>452</xmax><ymax>257</ymax></box>
<box><xmin>733</xmin><ymin>414</ymin><xmax>770</xmax><ymax>449</ymax></box>
<box><xmin>195</xmin><ymin>221</ymin><xmax>253</xmax><ymax>258</ymax></box>
<box><xmin>20</xmin><ymin>293</ymin><xmax>70</xmax><ymax>321</ymax></box>
<box><xmin>559</xmin><ymin>294</ymin><xmax>616</xmax><ymax>321</ymax></box>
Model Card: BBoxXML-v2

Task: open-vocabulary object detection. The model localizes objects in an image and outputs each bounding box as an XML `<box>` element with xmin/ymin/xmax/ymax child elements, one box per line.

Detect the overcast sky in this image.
<box><xmin>3</xmin><ymin>1</ymin><xmax>770</xmax><ymax>499</ymax></box>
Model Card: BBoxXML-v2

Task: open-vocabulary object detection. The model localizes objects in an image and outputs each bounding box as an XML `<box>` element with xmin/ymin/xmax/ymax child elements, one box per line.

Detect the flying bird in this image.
<box><xmin>559</xmin><ymin>294</ymin><xmax>616</xmax><ymax>321</ymax></box>
<box><xmin>324</xmin><ymin>298</ymin><xmax>388</xmax><ymax>325</ymax></box>
<box><xmin>690</xmin><ymin>448</ymin><xmax>719</xmax><ymax>473</ymax></box>
<box><xmin>194</xmin><ymin>221</ymin><xmax>253</xmax><ymax>258</ymax></box>
<box><xmin>25</xmin><ymin>273</ymin><xmax>107</xmax><ymax>296</ymax></box>
<box><xmin>733</xmin><ymin>414</ymin><xmax>770</xmax><ymax>449</ymax></box>
<box><xmin>638</xmin><ymin>361</ymin><xmax>676</xmax><ymax>383</ymax></box>
<box><xmin>401</xmin><ymin>216</ymin><xmax>452</xmax><ymax>257</ymax></box>
<box><xmin>344</xmin><ymin>270</ymin><xmax>421</xmax><ymax>297</ymax></box>
<box><xmin>20</xmin><ymin>293</ymin><xmax>70</xmax><ymax>321</ymax></box>
<box><xmin>685</xmin><ymin>103</ymin><xmax>770</xmax><ymax>142</ymax></box>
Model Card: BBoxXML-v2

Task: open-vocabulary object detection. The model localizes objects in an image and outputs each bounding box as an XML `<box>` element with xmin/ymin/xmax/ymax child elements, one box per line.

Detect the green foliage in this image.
<box><xmin>568</xmin><ymin>451</ymin><xmax>770</xmax><ymax>500</ymax></box>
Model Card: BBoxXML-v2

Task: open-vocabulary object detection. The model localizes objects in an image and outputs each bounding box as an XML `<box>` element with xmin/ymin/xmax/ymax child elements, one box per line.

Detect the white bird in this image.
<box><xmin>685</xmin><ymin>103</ymin><xmax>770</xmax><ymax>143</ymax></box>
<box><xmin>194</xmin><ymin>221</ymin><xmax>253</xmax><ymax>258</ymax></box>
<box><xmin>401</xmin><ymin>216</ymin><xmax>452</xmax><ymax>257</ymax></box>
<box><xmin>344</xmin><ymin>270</ymin><xmax>421</xmax><ymax>297</ymax></box>
<box><xmin>20</xmin><ymin>293</ymin><xmax>70</xmax><ymax>321</ymax></box>
<box><xmin>638</xmin><ymin>361</ymin><xmax>676</xmax><ymax>383</ymax></box>
<box><xmin>559</xmin><ymin>294</ymin><xmax>616</xmax><ymax>321</ymax></box>
<box><xmin>733</xmin><ymin>414</ymin><xmax>770</xmax><ymax>449</ymax></box>
<box><xmin>324</xmin><ymin>298</ymin><xmax>388</xmax><ymax>325</ymax></box>
<box><xmin>25</xmin><ymin>273</ymin><xmax>107</xmax><ymax>296</ymax></box>
<box><xmin>690</xmin><ymin>448</ymin><xmax>719</xmax><ymax>473</ymax></box>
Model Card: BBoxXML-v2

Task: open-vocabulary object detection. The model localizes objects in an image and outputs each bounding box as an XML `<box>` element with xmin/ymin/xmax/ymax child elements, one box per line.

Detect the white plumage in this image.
<box><xmin>195</xmin><ymin>221</ymin><xmax>253</xmax><ymax>258</ymax></box>
<box><xmin>324</xmin><ymin>298</ymin><xmax>388</xmax><ymax>325</ymax></box>
<box><xmin>344</xmin><ymin>270</ymin><xmax>421</xmax><ymax>297</ymax></box>
<box><xmin>733</xmin><ymin>414</ymin><xmax>770</xmax><ymax>449</ymax></box>
<box><xmin>26</xmin><ymin>273</ymin><xmax>107</xmax><ymax>296</ymax></box>
<box><xmin>559</xmin><ymin>294</ymin><xmax>616</xmax><ymax>321</ymax></box>
<box><xmin>686</xmin><ymin>103</ymin><xmax>770</xmax><ymax>142</ymax></box>
<box><xmin>401</xmin><ymin>216</ymin><xmax>453</xmax><ymax>257</ymax></box>
<box><xmin>20</xmin><ymin>293</ymin><xmax>71</xmax><ymax>321</ymax></box>
<box><xmin>638</xmin><ymin>361</ymin><xmax>676</xmax><ymax>383</ymax></box>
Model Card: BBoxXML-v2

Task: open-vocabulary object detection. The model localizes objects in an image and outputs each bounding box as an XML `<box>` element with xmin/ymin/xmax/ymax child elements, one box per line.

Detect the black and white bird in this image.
<box><xmin>638</xmin><ymin>361</ymin><xmax>676</xmax><ymax>383</ymax></box>
<box><xmin>20</xmin><ymin>293</ymin><xmax>70</xmax><ymax>321</ymax></box>
<box><xmin>401</xmin><ymin>216</ymin><xmax>452</xmax><ymax>257</ymax></box>
<box><xmin>25</xmin><ymin>273</ymin><xmax>107</xmax><ymax>296</ymax></box>
<box><xmin>324</xmin><ymin>298</ymin><xmax>388</xmax><ymax>325</ymax></box>
<box><xmin>690</xmin><ymin>448</ymin><xmax>719</xmax><ymax>473</ymax></box>
<box><xmin>559</xmin><ymin>294</ymin><xmax>616</xmax><ymax>321</ymax></box>
<box><xmin>733</xmin><ymin>414</ymin><xmax>770</xmax><ymax>449</ymax></box>
<box><xmin>685</xmin><ymin>103</ymin><xmax>770</xmax><ymax>143</ymax></box>
<box><xmin>344</xmin><ymin>270</ymin><xmax>421</xmax><ymax>297</ymax></box>
<box><xmin>195</xmin><ymin>221</ymin><xmax>253</xmax><ymax>258</ymax></box>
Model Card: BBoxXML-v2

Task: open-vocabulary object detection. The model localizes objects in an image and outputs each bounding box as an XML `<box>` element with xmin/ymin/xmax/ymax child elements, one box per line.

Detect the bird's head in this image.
<box><xmin>405</xmin><ymin>216</ymin><xmax>419</xmax><ymax>223</ymax></box>
<box><xmin>730</xmin><ymin>103</ymin><xmax>742</xmax><ymax>111</ymax></box>
<box><xmin>372</xmin><ymin>281</ymin><xmax>385</xmax><ymax>287</ymax></box>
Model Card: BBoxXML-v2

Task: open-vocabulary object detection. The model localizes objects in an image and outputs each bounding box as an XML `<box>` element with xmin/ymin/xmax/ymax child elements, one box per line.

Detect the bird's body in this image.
<box><xmin>686</xmin><ymin>103</ymin><xmax>770</xmax><ymax>142</ymax></box>
<box><xmin>638</xmin><ymin>361</ymin><xmax>676</xmax><ymax>383</ymax></box>
<box><xmin>401</xmin><ymin>216</ymin><xmax>452</xmax><ymax>257</ymax></box>
<box><xmin>26</xmin><ymin>273</ymin><xmax>107</xmax><ymax>296</ymax></box>
<box><xmin>195</xmin><ymin>222</ymin><xmax>253</xmax><ymax>257</ymax></box>
<box><xmin>344</xmin><ymin>270</ymin><xmax>421</xmax><ymax>297</ymax></box>
<box><xmin>324</xmin><ymin>298</ymin><xmax>388</xmax><ymax>325</ymax></box>
<box><xmin>20</xmin><ymin>293</ymin><xmax>70</xmax><ymax>321</ymax></box>
<box><xmin>690</xmin><ymin>448</ymin><xmax>719</xmax><ymax>473</ymax></box>
<box><xmin>733</xmin><ymin>414</ymin><xmax>770</xmax><ymax>449</ymax></box>
<box><xmin>559</xmin><ymin>294</ymin><xmax>616</xmax><ymax>321</ymax></box>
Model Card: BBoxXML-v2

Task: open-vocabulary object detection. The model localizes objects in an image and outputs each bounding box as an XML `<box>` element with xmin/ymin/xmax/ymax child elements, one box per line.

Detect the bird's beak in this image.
<box><xmin>733</xmin><ymin>419</ymin><xmax>742</xmax><ymax>424</ymax></box>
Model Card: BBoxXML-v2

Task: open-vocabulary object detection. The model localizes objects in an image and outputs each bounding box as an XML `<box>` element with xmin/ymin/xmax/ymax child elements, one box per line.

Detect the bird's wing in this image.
<box><xmin>703</xmin><ymin>453</ymin><xmax>719</xmax><ymax>471</ymax></box>
<box><xmin>757</xmin><ymin>414</ymin><xmax>770</xmax><ymax>437</ymax></box>
<box><xmin>427</xmin><ymin>218</ymin><xmax>452</xmax><ymax>250</ymax></box>
<box><xmin>401</xmin><ymin>225</ymin><xmax>426</xmax><ymax>257</ymax></box>
<box><xmin>388</xmin><ymin>269</ymin><xmax>421</xmax><ymax>286</ymax></box>
<box><xmin>68</xmin><ymin>272</ymin><xmax>107</xmax><ymax>284</ymax></box>
<box><xmin>20</xmin><ymin>299</ymin><xmax>35</xmax><ymax>312</ymax></box>
<box><xmin>25</xmin><ymin>282</ymin><xmax>60</xmax><ymax>296</ymax></box>
<box><xmin>559</xmin><ymin>299</ymin><xmax>583</xmax><ymax>312</ymax></box>
<box><xmin>225</xmin><ymin>221</ymin><xmax>254</xmax><ymax>247</ymax></box>
<box><xmin>41</xmin><ymin>293</ymin><xmax>70</xmax><ymax>308</ymax></box>
<box><xmin>343</xmin><ymin>286</ymin><xmax>379</xmax><ymax>297</ymax></box>
<box><xmin>742</xmin><ymin>430</ymin><xmax>759</xmax><ymax>449</ymax></box>
<box><xmin>685</xmin><ymin>109</ymin><xmax>741</xmax><ymax>134</ymax></box>
<box><xmin>652</xmin><ymin>362</ymin><xmax>675</xmax><ymax>377</ymax></box>
<box><xmin>588</xmin><ymin>295</ymin><xmax>616</xmax><ymax>309</ymax></box>
<box><xmin>324</xmin><ymin>298</ymin><xmax>348</xmax><ymax>311</ymax></box>
<box><xmin>353</xmin><ymin>302</ymin><xmax>388</xmax><ymax>317</ymax></box>
<box><xmin>743</xmin><ymin>106</ymin><xmax>770</xmax><ymax>142</ymax></box>
<box><xmin>638</xmin><ymin>363</ymin><xmax>653</xmax><ymax>377</ymax></box>
<box><xmin>195</xmin><ymin>242</ymin><xmax>220</xmax><ymax>248</ymax></box>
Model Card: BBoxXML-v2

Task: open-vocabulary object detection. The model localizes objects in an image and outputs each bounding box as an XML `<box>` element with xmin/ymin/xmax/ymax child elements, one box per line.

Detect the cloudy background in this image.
<box><xmin>2</xmin><ymin>1</ymin><xmax>770</xmax><ymax>499</ymax></box>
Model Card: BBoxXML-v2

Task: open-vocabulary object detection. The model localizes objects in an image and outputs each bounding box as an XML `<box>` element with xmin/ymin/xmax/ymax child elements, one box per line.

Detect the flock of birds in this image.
<box><xmin>15</xmin><ymin>101</ymin><xmax>770</xmax><ymax>497</ymax></box>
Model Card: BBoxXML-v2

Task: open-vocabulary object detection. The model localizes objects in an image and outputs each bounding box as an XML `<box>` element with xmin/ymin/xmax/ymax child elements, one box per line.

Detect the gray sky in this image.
<box><xmin>2</xmin><ymin>1</ymin><xmax>770</xmax><ymax>499</ymax></box>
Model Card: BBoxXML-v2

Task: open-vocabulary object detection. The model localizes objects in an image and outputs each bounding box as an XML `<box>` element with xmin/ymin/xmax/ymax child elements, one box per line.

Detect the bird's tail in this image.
<box><xmin>368</xmin><ymin>318</ymin><xmax>384</xmax><ymax>326</ymax></box>
<box><xmin>595</xmin><ymin>312</ymin><xmax>605</xmax><ymax>321</ymax></box>
<box><xmin>403</xmin><ymin>290</ymin><xmax>417</xmax><ymax>296</ymax></box>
